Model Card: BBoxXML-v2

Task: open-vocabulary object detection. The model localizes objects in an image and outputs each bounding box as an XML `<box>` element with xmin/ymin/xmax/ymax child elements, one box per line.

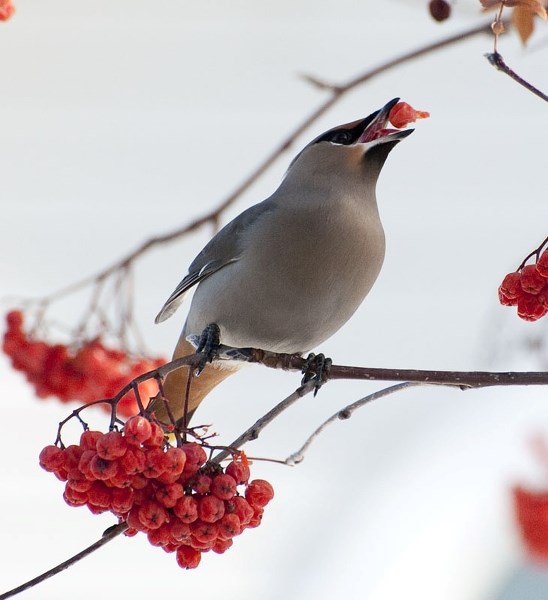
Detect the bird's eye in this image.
<box><xmin>329</xmin><ymin>130</ymin><xmax>353</xmax><ymax>145</ymax></box>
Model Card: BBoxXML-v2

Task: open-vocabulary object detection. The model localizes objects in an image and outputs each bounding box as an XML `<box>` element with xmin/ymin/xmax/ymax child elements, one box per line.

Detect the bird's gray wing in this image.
<box><xmin>154</xmin><ymin>200</ymin><xmax>276</xmax><ymax>323</ymax></box>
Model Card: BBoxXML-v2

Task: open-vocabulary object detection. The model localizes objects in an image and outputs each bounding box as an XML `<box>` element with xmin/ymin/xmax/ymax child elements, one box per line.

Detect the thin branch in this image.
<box><xmin>233</xmin><ymin>346</ymin><xmax>548</xmax><ymax>388</ymax></box>
<box><xmin>486</xmin><ymin>51</ymin><xmax>548</xmax><ymax>102</ymax></box>
<box><xmin>35</xmin><ymin>20</ymin><xmax>495</xmax><ymax>306</ymax></box>
<box><xmin>0</xmin><ymin>524</ymin><xmax>126</xmax><ymax>600</ymax></box>
<box><xmin>286</xmin><ymin>382</ymin><xmax>422</xmax><ymax>465</ymax></box>
<box><xmin>211</xmin><ymin>380</ymin><xmax>317</xmax><ymax>463</ymax></box>
<box><xmin>518</xmin><ymin>234</ymin><xmax>548</xmax><ymax>270</ymax></box>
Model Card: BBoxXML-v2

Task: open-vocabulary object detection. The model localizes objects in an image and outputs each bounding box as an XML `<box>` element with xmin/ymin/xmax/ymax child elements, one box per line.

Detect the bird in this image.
<box><xmin>153</xmin><ymin>97</ymin><xmax>414</xmax><ymax>424</ymax></box>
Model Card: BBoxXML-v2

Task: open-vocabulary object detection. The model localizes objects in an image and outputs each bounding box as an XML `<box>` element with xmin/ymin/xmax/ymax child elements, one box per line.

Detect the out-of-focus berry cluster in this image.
<box><xmin>498</xmin><ymin>249</ymin><xmax>548</xmax><ymax>321</ymax></box>
<box><xmin>2</xmin><ymin>310</ymin><xmax>165</xmax><ymax>416</ymax></box>
<box><xmin>39</xmin><ymin>417</ymin><xmax>274</xmax><ymax>569</ymax></box>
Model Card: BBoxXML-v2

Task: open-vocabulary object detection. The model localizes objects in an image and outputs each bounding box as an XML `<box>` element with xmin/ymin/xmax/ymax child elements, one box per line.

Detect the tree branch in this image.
<box><xmin>0</xmin><ymin>524</ymin><xmax>126</xmax><ymax>600</ymax></box>
<box><xmin>36</xmin><ymin>20</ymin><xmax>495</xmax><ymax>306</ymax></box>
<box><xmin>486</xmin><ymin>51</ymin><xmax>548</xmax><ymax>102</ymax></box>
<box><xmin>286</xmin><ymin>382</ymin><xmax>421</xmax><ymax>465</ymax></box>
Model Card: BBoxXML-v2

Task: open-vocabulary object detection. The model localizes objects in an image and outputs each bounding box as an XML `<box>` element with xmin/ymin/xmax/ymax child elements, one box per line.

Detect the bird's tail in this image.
<box><xmin>149</xmin><ymin>335</ymin><xmax>239</xmax><ymax>425</ymax></box>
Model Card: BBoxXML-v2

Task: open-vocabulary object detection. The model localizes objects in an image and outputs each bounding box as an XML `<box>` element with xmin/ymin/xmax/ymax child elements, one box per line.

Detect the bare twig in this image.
<box><xmin>35</xmin><ymin>20</ymin><xmax>495</xmax><ymax>308</ymax></box>
<box><xmin>486</xmin><ymin>51</ymin><xmax>548</xmax><ymax>101</ymax></box>
<box><xmin>211</xmin><ymin>380</ymin><xmax>317</xmax><ymax>463</ymax></box>
<box><xmin>0</xmin><ymin>524</ymin><xmax>126</xmax><ymax>600</ymax></box>
<box><xmin>286</xmin><ymin>382</ymin><xmax>422</xmax><ymax>465</ymax></box>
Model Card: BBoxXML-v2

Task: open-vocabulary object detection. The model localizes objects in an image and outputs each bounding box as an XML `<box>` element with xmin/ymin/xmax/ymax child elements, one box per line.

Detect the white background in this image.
<box><xmin>1</xmin><ymin>1</ymin><xmax>547</xmax><ymax>599</ymax></box>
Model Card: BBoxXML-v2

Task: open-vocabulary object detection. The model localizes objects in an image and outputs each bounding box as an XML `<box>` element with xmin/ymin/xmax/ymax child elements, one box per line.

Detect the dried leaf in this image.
<box><xmin>480</xmin><ymin>0</ymin><xmax>548</xmax><ymax>17</ymax></box>
<box><xmin>513</xmin><ymin>5</ymin><xmax>535</xmax><ymax>43</ymax></box>
<box><xmin>513</xmin><ymin>0</ymin><xmax>547</xmax><ymax>19</ymax></box>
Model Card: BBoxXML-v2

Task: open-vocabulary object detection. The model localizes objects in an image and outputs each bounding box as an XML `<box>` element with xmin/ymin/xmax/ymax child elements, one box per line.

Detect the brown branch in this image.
<box><xmin>0</xmin><ymin>524</ymin><xmax>126</xmax><ymax>600</ymax></box>
<box><xmin>286</xmin><ymin>382</ymin><xmax>421</xmax><ymax>465</ymax></box>
<box><xmin>486</xmin><ymin>51</ymin><xmax>548</xmax><ymax>102</ymax></box>
<box><xmin>36</xmin><ymin>20</ymin><xmax>495</xmax><ymax>306</ymax></box>
<box><xmin>236</xmin><ymin>346</ymin><xmax>548</xmax><ymax>388</ymax></box>
<box><xmin>211</xmin><ymin>380</ymin><xmax>317</xmax><ymax>463</ymax></box>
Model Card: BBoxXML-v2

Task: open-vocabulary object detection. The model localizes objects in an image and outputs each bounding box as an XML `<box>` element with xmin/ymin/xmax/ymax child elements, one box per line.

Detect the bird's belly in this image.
<box><xmin>185</xmin><ymin>232</ymin><xmax>384</xmax><ymax>353</ymax></box>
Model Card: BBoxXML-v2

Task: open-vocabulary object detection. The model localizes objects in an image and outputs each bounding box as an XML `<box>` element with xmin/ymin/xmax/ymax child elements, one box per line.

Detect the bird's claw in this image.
<box><xmin>301</xmin><ymin>352</ymin><xmax>332</xmax><ymax>396</ymax></box>
<box><xmin>194</xmin><ymin>323</ymin><xmax>221</xmax><ymax>375</ymax></box>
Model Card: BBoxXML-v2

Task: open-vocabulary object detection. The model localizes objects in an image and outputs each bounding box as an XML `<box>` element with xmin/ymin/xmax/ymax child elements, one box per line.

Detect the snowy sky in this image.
<box><xmin>1</xmin><ymin>1</ymin><xmax>547</xmax><ymax>599</ymax></box>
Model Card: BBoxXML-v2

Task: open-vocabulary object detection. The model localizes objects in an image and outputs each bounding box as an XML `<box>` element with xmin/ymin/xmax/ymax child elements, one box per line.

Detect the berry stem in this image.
<box><xmin>518</xmin><ymin>235</ymin><xmax>548</xmax><ymax>271</ymax></box>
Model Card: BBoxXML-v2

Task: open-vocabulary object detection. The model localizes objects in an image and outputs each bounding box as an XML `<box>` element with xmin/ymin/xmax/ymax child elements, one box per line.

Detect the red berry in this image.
<box><xmin>156</xmin><ymin>482</ymin><xmax>185</xmax><ymax>508</ymax></box>
<box><xmin>173</xmin><ymin>495</ymin><xmax>199</xmax><ymax>523</ymax></box>
<box><xmin>63</xmin><ymin>484</ymin><xmax>88</xmax><ymax>507</ymax></box>
<box><xmin>388</xmin><ymin>102</ymin><xmax>430</xmax><ymax>129</ymax></box>
<box><xmin>499</xmin><ymin>272</ymin><xmax>522</xmax><ymax>306</ymax></box>
<box><xmin>147</xmin><ymin>524</ymin><xmax>171</xmax><ymax>547</ymax></box>
<box><xmin>111</xmin><ymin>487</ymin><xmax>134</xmax><ymax>514</ymax></box>
<box><xmin>138</xmin><ymin>500</ymin><xmax>169</xmax><ymax>530</ymax></box>
<box><xmin>162</xmin><ymin>447</ymin><xmax>186</xmax><ymax>477</ymax></box>
<box><xmin>89</xmin><ymin>455</ymin><xmax>119</xmax><ymax>480</ymax></box>
<box><xmin>191</xmin><ymin>520</ymin><xmax>219</xmax><ymax>543</ymax></box>
<box><xmin>67</xmin><ymin>476</ymin><xmax>93</xmax><ymax>493</ymax></box>
<box><xmin>227</xmin><ymin>496</ymin><xmax>254</xmax><ymax>526</ymax></box>
<box><xmin>429</xmin><ymin>0</ymin><xmax>451</xmax><ymax>22</ymax></box>
<box><xmin>226</xmin><ymin>459</ymin><xmax>250</xmax><ymax>485</ymax></box>
<box><xmin>218</xmin><ymin>513</ymin><xmax>242</xmax><ymax>539</ymax></box>
<box><xmin>520</xmin><ymin>264</ymin><xmax>547</xmax><ymax>295</ymax></box>
<box><xmin>6</xmin><ymin>310</ymin><xmax>23</xmax><ymax>330</ymax></box>
<box><xmin>124</xmin><ymin>416</ymin><xmax>152</xmax><ymax>445</ymax></box>
<box><xmin>211</xmin><ymin>473</ymin><xmax>237</xmax><ymax>500</ymax></box>
<box><xmin>39</xmin><ymin>445</ymin><xmax>65</xmax><ymax>473</ymax></box>
<box><xmin>79</xmin><ymin>430</ymin><xmax>103</xmax><ymax>451</ymax></box>
<box><xmin>108</xmin><ymin>469</ymin><xmax>134</xmax><ymax>489</ymax></box>
<box><xmin>514</xmin><ymin>485</ymin><xmax>548</xmax><ymax>560</ymax></box>
<box><xmin>96</xmin><ymin>431</ymin><xmax>127</xmax><ymax>460</ymax></box>
<box><xmin>537</xmin><ymin>250</ymin><xmax>548</xmax><ymax>278</ymax></box>
<box><xmin>212</xmin><ymin>538</ymin><xmax>233</xmax><ymax>554</ymax></box>
<box><xmin>192</xmin><ymin>474</ymin><xmax>212</xmax><ymax>495</ymax></box>
<box><xmin>245</xmin><ymin>479</ymin><xmax>274</xmax><ymax>508</ymax></box>
<box><xmin>119</xmin><ymin>447</ymin><xmax>146</xmax><ymax>475</ymax></box>
<box><xmin>63</xmin><ymin>445</ymin><xmax>84</xmax><ymax>477</ymax></box>
<box><xmin>143</xmin><ymin>448</ymin><xmax>167</xmax><ymax>478</ymax></box>
<box><xmin>517</xmin><ymin>293</ymin><xmax>548</xmax><ymax>322</ymax></box>
<box><xmin>87</xmin><ymin>481</ymin><xmax>112</xmax><ymax>508</ymax></box>
<box><xmin>142</xmin><ymin>422</ymin><xmax>165</xmax><ymax>448</ymax></box>
<box><xmin>169</xmin><ymin>518</ymin><xmax>191</xmax><ymax>543</ymax></box>
<box><xmin>198</xmin><ymin>495</ymin><xmax>225</xmax><ymax>523</ymax></box>
<box><xmin>176</xmin><ymin>545</ymin><xmax>201</xmax><ymax>569</ymax></box>
<box><xmin>182</xmin><ymin>443</ymin><xmax>207</xmax><ymax>470</ymax></box>
<box><xmin>247</xmin><ymin>507</ymin><xmax>264</xmax><ymax>528</ymax></box>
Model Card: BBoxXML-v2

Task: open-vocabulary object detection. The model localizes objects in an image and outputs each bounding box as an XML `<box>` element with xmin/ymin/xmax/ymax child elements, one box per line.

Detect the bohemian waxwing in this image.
<box><xmin>154</xmin><ymin>97</ymin><xmax>413</xmax><ymax>423</ymax></box>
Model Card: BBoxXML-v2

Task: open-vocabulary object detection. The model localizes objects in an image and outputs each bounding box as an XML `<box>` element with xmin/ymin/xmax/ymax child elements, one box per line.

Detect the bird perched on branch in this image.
<box><xmin>153</xmin><ymin>98</ymin><xmax>417</xmax><ymax>424</ymax></box>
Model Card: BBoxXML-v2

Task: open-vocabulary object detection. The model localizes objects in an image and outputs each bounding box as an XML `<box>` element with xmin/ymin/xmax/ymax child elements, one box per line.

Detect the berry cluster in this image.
<box><xmin>39</xmin><ymin>416</ymin><xmax>274</xmax><ymax>569</ymax></box>
<box><xmin>388</xmin><ymin>102</ymin><xmax>430</xmax><ymax>130</ymax></box>
<box><xmin>2</xmin><ymin>310</ymin><xmax>166</xmax><ymax>417</ymax></box>
<box><xmin>0</xmin><ymin>0</ymin><xmax>15</xmax><ymax>21</ymax></box>
<box><xmin>513</xmin><ymin>485</ymin><xmax>548</xmax><ymax>560</ymax></box>
<box><xmin>498</xmin><ymin>249</ymin><xmax>548</xmax><ymax>321</ymax></box>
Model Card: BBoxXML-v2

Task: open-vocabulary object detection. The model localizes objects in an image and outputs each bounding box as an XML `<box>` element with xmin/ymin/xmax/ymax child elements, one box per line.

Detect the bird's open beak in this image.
<box><xmin>356</xmin><ymin>98</ymin><xmax>414</xmax><ymax>145</ymax></box>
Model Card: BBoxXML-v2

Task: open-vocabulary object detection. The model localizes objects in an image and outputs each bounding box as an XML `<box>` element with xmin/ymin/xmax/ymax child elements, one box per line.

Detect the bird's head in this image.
<box><xmin>284</xmin><ymin>98</ymin><xmax>414</xmax><ymax>190</ymax></box>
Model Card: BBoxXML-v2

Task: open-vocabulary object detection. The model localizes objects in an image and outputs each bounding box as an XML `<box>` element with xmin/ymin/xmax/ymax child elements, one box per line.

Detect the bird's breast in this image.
<box><xmin>186</xmin><ymin>198</ymin><xmax>385</xmax><ymax>353</ymax></box>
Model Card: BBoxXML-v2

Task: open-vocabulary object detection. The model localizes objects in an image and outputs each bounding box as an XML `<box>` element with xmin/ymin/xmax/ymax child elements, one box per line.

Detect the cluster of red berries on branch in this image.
<box><xmin>0</xmin><ymin>0</ymin><xmax>15</xmax><ymax>21</ymax></box>
<box><xmin>2</xmin><ymin>310</ymin><xmax>166</xmax><ymax>417</ymax></box>
<box><xmin>498</xmin><ymin>246</ymin><xmax>548</xmax><ymax>321</ymax></box>
<box><xmin>39</xmin><ymin>416</ymin><xmax>274</xmax><ymax>569</ymax></box>
<box><xmin>513</xmin><ymin>485</ymin><xmax>548</xmax><ymax>561</ymax></box>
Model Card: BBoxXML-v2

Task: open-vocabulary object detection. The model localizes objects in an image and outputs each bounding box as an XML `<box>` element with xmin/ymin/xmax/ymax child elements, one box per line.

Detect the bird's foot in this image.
<box><xmin>194</xmin><ymin>323</ymin><xmax>221</xmax><ymax>375</ymax></box>
<box><xmin>301</xmin><ymin>352</ymin><xmax>332</xmax><ymax>396</ymax></box>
